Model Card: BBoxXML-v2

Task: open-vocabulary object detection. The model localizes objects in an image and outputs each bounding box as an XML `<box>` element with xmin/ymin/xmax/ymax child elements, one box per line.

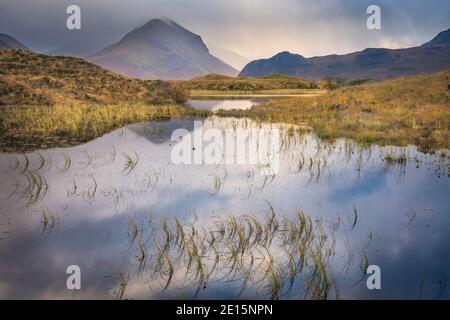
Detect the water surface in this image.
<box><xmin>0</xmin><ymin>117</ymin><xmax>449</xmax><ymax>299</ymax></box>
<box><xmin>187</xmin><ymin>99</ymin><xmax>261</xmax><ymax>111</ymax></box>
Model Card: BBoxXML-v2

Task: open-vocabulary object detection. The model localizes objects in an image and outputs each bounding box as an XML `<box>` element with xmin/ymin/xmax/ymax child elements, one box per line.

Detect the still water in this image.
<box><xmin>187</xmin><ymin>99</ymin><xmax>261</xmax><ymax>111</ymax></box>
<box><xmin>0</xmin><ymin>116</ymin><xmax>449</xmax><ymax>299</ymax></box>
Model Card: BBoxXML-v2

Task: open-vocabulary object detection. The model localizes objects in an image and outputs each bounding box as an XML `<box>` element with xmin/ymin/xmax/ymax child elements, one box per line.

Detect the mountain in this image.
<box><xmin>0</xmin><ymin>33</ymin><xmax>29</xmax><ymax>50</ymax></box>
<box><xmin>87</xmin><ymin>19</ymin><xmax>238</xmax><ymax>80</ymax></box>
<box><xmin>422</xmin><ymin>28</ymin><xmax>450</xmax><ymax>47</ymax></box>
<box><xmin>240</xmin><ymin>28</ymin><xmax>450</xmax><ymax>80</ymax></box>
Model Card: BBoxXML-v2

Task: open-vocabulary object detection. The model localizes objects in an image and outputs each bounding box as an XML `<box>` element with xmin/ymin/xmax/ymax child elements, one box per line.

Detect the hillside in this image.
<box><xmin>0</xmin><ymin>49</ymin><xmax>209</xmax><ymax>151</ymax></box>
<box><xmin>88</xmin><ymin>19</ymin><xmax>238</xmax><ymax>80</ymax></box>
<box><xmin>0</xmin><ymin>49</ymin><xmax>184</xmax><ymax>106</ymax></box>
<box><xmin>240</xmin><ymin>28</ymin><xmax>450</xmax><ymax>80</ymax></box>
<box><xmin>0</xmin><ymin>33</ymin><xmax>29</xmax><ymax>50</ymax></box>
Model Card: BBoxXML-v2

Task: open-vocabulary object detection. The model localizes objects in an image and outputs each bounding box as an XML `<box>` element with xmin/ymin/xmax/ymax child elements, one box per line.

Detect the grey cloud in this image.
<box><xmin>0</xmin><ymin>0</ymin><xmax>448</xmax><ymax>59</ymax></box>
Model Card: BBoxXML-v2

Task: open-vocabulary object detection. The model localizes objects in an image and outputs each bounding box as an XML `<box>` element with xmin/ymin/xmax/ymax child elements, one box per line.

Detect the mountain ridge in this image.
<box><xmin>240</xmin><ymin>28</ymin><xmax>450</xmax><ymax>80</ymax></box>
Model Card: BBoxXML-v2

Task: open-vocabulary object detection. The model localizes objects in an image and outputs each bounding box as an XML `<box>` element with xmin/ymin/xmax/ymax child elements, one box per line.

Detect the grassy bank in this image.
<box><xmin>1</xmin><ymin>50</ymin><xmax>448</xmax><ymax>153</ymax></box>
<box><xmin>216</xmin><ymin>70</ymin><xmax>450</xmax><ymax>152</ymax></box>
<box><xmin>190</xmin><ymin>88</ymin><xmax>326</xmax><ymax>96</ymax></box>
<box><xmin>175</xmin><ymin>73</ymin><xmax>336</xmax><ymax>92</ymax></box>
<box><xmin>0</xmin><ymin>49</ymin><xmax>203</xmax><ymax>152</ymax></box>
<box><xmin>0</xmin><ymin>103</ymin><xmax>210</xmax><ymax>152</ymax></box>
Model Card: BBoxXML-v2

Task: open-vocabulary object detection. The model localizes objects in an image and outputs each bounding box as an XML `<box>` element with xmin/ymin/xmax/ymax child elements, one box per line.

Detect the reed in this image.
<box><xmin>216</xmin><ymin>70</ymin><xmax>450</xmax><ymax>152</ymax></box>
<box><xmin>0</xmin><ymin>103</ymin><xmax>210</xmax><ymax>152</ymax></box>
<box><xmin>118</xmin><ymin>206</ymin><xmax>343</xmax><ymax>300</ymax></box>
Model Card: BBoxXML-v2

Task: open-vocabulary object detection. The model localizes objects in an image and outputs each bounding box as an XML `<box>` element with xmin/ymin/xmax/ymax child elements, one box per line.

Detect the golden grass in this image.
<box><xmin>0</xmin><ymin>49</ymin><xmax>189</xmax><ymax>106</ymax></box>
<box><xmin>216</xmin><ymin>70</ymin><xmax>450</xmax><ymax>152</ymax></box>
<box><xmin>0</xmin><ymin>50</ymin><xmax>152</xmax><ymax>105</ymax></box>
<box><xmin>0</xmin><ymin>50</ymin><xmax>204</xmax><ymax>151</ymax></box>
<box><xmin>1</xmin><ymin>50</ymin><xmax>448</xmax><ymax>152</ymax></box>
<box><xmin>174</xmin><ymin>73</ymin><xmax>335</xmax><ymax>91</ymax></box>
<box><xmin>0</xmin><ymin>103</ymin><xmax>210</xmax><ymax>152</ymax></box>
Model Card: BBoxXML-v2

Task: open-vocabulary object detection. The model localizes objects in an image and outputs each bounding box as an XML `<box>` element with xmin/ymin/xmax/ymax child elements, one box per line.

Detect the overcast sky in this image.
<box><xmin>0</xmin><ymin>0</ymin><xmax>449</xmax><ymax>59</ymax></box>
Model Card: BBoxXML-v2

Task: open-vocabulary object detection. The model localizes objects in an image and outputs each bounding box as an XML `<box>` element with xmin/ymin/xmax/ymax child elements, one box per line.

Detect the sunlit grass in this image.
<box><xmin>216</xmin><ymin>70</ymin><xmax>450</xmax><ymax>152</ymax></box>
<box><xmin>0</xmin><ymin>103</ymin><xmax>210</xmax><ymax>151</ymax></box>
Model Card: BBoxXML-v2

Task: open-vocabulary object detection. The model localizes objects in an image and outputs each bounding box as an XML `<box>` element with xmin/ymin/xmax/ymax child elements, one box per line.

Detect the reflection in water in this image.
<box><xmin>187</xmin><ymin>99</ymin><xmax>261</xmax><ymax>111</ymax></box>
<box><xmin>0</xmin><ymin>117</ymin><xmax>449</xmax><ymax>299</ymax></box>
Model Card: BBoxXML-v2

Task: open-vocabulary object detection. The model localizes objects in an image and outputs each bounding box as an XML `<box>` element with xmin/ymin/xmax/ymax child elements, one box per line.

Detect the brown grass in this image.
<box><xmin>0</xmin><ymin>49</ymin><xmax>189</xmax><ymax>106</ymax></box>
<box><xmin>216</xmin><ymin>70</ymin><xmax>450</xmax><ymax>152</ymax></box>
<box><xmin>0</xmin><ymin>49</ymin><xmax>203</xmax><ymax>151</ymax></box>
<box><xmin>173</xmin><ymin>73</ymin><xmax>336</xmax><ymax>91</ymax></box>
<box><xmin>0</xmin><ymin>103</ymin><xmax>209</xmax><ymax>152</ymax></box>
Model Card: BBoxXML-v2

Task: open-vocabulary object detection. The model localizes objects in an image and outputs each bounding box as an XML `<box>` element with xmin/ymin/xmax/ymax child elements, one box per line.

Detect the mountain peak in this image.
<box><xmin>276</xmin><ymin>51</ymin><xmax>292</xmax><ymax>56</ymax></box>
<box><xmin>140</xmin><ymin>18</ymin><xmax>179</xmax><ymax>30</ymax></box>
<box><xmin>273</xmin><ymin>51</ymin><xmax>305</xmax><ymax>59</ymax></box>
<box><xmin>122</xmin><ymin>18</ymin><xmax>206</xmax><ymax>52</ymax></box>
<box><xmin>88</xmin><ymin>19</ymin><xmax>237</xmax><ymax>80</ymax></box>
<box><xmin>238</xmin><ymin>51</ymin><xmax>308</xmax><ymax>78</ymax></box>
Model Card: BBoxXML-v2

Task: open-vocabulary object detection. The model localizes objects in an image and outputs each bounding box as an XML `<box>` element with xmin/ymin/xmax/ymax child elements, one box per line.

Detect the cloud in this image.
<box><xmin>0</xmin><ymin>0</ymin><xmax>448</xmax><ymax>58</ymax></box>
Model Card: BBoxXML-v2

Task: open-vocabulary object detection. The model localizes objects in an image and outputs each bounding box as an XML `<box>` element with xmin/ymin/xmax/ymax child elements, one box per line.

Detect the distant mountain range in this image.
<box><xmin>87</xmin><ymin>19</ymin><xmax>237</xmax><ymax>80</ymax></box>
<box><xmin>0</xmin><ymin>33</ymin><xmax>28</xmax><ymax>50</ymax></box>
<box><xmin>240</xmin><ymin>28</ymin><xmax>450</xmax><ymax>80</ymax></box>
<box><xmin>2</xmin><ymin>24</ymin><xmax>450</xmax><ymax>81</ymax></box>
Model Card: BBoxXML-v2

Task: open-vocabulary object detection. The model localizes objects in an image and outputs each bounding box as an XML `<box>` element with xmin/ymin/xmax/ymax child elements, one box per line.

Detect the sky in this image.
<box><xmin>0</xmin><ymin>0</ymin><xmax>449</xmax><ymax>60</ymax></box>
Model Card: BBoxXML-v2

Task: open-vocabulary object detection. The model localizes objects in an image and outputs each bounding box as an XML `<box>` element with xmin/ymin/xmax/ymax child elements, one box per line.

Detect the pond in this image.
<box><xmin>0</xmin><ymin>116</ymin><xmax>449</xmax><ymax>299</ymax></box>
<box><xmin>187</xmin><ymin>99</ymin><xmax>262</xmax><ymax>111</ymax></box>
<box><xmin>187</xmin><ymin>93</ymin><xmax>322</xmax><ymax>112</ymax></box>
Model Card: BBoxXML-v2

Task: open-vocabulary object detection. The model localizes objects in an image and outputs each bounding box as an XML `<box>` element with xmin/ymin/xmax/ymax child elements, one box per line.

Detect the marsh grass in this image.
<box><xmin>60</xmin><ymin>152</ymin><xmax>72</xmax><ymax>172</ymax></box>
<box><xmin>383</xmin><ymin>151</ymin><xmax>408</xmax><ymax>165</ymax></box>
<box><xmin>108</xmin><ymin>267</ymin><xmax>129</xmax><ymax>300</ymax></box>
<box><xmin>8</xmin><ymin>155</ymin><xmax>50</xmax><ymax>206</ymax></box>
<box><xmin>86</xmin><ymin>174</ymin><xmax>97</xmax><ymax>200</ymax></box>
<box><xmin>120</xmin><ymin>207</ymin><xmax>341</xmax><ymax>300</ymax></box>
<box><xmin>122</xmin><ymin>151</ymin><xmax>139</xmax><ymax>175</ymax></box>
<box><xmin>0</xmin><ymin>103</ymin><xmax>210</xmax><ymax>152</ymax></box>
<box><xmin>216</xmin><ymin>70</ymin><xmax>450</xmax><ymax>152</ymax></box>
<box><xmin>39</xmin><ymin>206</ymin><xmax>59</xmax><ymax>237</ymax></box>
